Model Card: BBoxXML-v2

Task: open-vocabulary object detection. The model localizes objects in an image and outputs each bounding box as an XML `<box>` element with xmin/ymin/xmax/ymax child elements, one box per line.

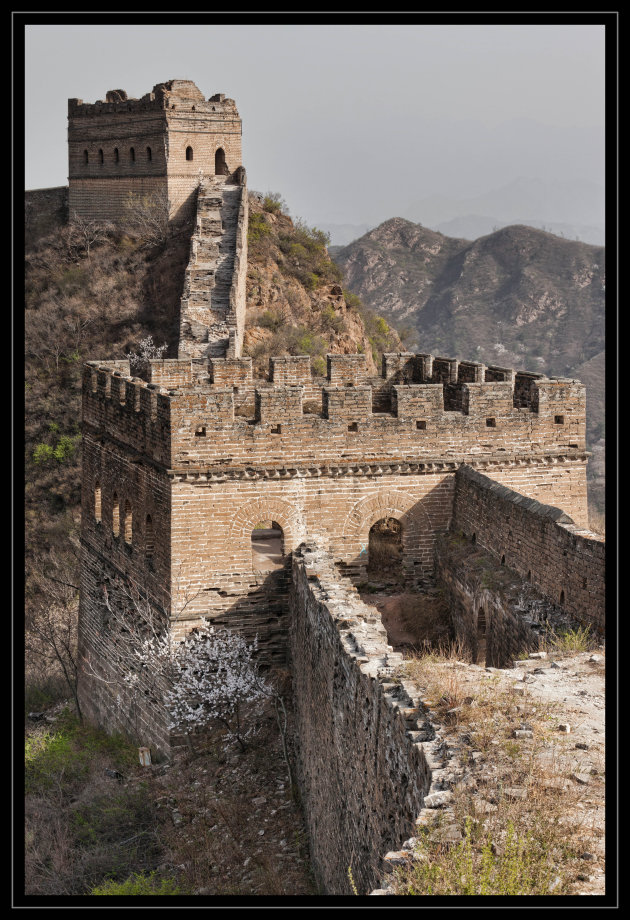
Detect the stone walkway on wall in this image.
<box><xmin>179</xmin><ymin>179</ymin><xmax>241</xmax><ymax>358</ymax></box>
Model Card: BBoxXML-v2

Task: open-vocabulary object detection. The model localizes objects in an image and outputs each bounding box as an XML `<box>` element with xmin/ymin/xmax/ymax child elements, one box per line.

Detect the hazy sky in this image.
<box><xmin>23</xmin><ymin>21</ymin><xmax>607</xmax><ymax>227</ymax></box>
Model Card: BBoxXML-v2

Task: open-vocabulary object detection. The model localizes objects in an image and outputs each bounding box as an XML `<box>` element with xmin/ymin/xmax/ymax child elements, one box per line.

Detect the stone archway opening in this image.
<box><xmin>251</xmin><ymin>520</ymin><xmax>285</xmax><ymax>572</ymax></box>
<box><xmin>215</xmin><ymin>147</ymin><xmax>228</xmax><ymax>176</ymax></box>
<box><xmin>367</xmin><ymin>517</ymin><xmax>403</xmax><ymax>581</ymax></box>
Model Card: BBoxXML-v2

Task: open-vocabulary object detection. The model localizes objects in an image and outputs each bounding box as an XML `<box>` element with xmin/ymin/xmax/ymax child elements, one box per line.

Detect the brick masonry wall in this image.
<box><xmin>289</xmin><ymin>543</ymin><xmax>432</xmax><ymax>895</ymax></box>
<box><xmin>25</xmin><ymin>186</ymin><xmax>68</xmax><ymax>243</ymax></box>
<box><xmin>435</xmin><ymin>532</ymin><xmax>555</xmax><ymax>667</ymax></box>
<box><xmin>78</xmin><ymin>426</ymin><xmax>174</xmax><ymax>756</ymax></box>
<box><xmin>451</xmin><ymin>465</ymin><xmax>605</xmax><ymax>634</ymax></box>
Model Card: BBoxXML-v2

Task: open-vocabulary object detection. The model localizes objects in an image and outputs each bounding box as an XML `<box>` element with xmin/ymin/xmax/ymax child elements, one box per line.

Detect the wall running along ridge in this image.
<box><xmin>451</xmin><ymin>466</ymin><xmax>605</xmax><ymax>635</ymax></box>
<box><xmin>289</xmin><ymin>542</ymin><xmax>463</xmax><ymax>896</ymax></box>
<box><xmin>78</xmin><ymin>347</ymin><xmax>589</xmax><ymax>729</ymax></box>
<box><xmin>178</xmin><ymin>168</ymin><xmax>248</xmax><ymax>359</ymax></box>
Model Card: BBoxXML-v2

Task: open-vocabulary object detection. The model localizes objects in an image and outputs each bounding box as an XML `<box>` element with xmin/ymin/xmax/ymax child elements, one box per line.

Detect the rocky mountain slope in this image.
<box><xmin>332</xmin><ymin>219</ymin><xmax>605</xmax><ymax>518</ymax></box>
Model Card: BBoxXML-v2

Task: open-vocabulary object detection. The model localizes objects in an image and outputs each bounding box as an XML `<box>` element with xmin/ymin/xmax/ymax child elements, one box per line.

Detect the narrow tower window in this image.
<box><xmin>83</xmin><ymin>150</ymin><xmax>89</xmax><ymax>165</ymax></box>
<box><xmin>98</xmin><ymin>149</ymin><xmax>104</xmax><ymax>165</ymax></box>
<box><xmin>123</xmin><ymin>500</ymin><xmax>132</xmax><ymax>545</ymax></box>
<box><xmin>145</xmin><ymin>514</ymin><xmax>154</xmax><ymax>558</ymax></box>
<box><xmin>112</xmin><ymin>492</ymin><xmax>120</xmax><ymax>537</ymax></box>
<box><xmin>146</xmin><ymin>146</ymin><xmax>152</xmax><ymax>161</ymax></box>
<box><xmin>94</xmin><ymin>483</ymin><xmax>102</xmax><ymax>523</ymax></box>
<box><xmin>367</xmin><ymin>518</ymin><xmax>403</xmax><ymax>581</ymax></box>
<box><xmin>130</xmin><ymin>147</ymin><xmax>135</xmax><ymax>162</ymax></box>
<box><xmin>114</xmin><ymin>147</ymin><xmax>119</xmax><ymax>163</ymax></box>
<box><xmin>186</xmin><ymin>146</ymin><xmax>193</xmax><ymax>161</ymax></box>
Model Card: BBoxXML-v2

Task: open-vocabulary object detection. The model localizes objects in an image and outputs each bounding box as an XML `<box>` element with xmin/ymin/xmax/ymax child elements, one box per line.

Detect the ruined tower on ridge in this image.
<box><xmin>67</xmin><ymin>79</ymin><xmax>243</xmax><ymax>225</ymax></box>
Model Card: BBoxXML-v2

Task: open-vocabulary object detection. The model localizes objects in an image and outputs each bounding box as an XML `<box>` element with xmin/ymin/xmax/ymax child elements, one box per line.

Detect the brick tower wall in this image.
<box><xmin>68</xmin><ymin>81</ymin><xmax>242</xmax><ymax>224</ymax></box>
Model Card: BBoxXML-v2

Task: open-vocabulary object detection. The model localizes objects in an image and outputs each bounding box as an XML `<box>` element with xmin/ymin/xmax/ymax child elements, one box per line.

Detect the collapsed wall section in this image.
<box><xmin>451</xmin><ymin>465</ymin><xmax>605</xmax><ymax>635</ymax></box>
<box><xmin>289</xmin><ymin>543</ymin><xmax>433</xmax><ymax>895</ymax></box>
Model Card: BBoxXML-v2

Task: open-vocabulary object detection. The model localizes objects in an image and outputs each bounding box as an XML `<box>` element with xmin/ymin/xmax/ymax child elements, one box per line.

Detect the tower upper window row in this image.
<box><xmin>82</xmin><ymin>146</ymin><xmax>157</xmax><ymax>165</ymax></box>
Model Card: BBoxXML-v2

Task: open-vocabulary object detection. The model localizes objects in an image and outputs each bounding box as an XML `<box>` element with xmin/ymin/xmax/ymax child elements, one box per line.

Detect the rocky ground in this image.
<box><xmin>141</xmin><ymin>700</ymin><xmax>317</xmax><ymax>897</ymax></box>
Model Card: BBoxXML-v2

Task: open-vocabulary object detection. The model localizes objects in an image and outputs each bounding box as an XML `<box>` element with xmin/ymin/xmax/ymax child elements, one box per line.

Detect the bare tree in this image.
<box><xmin>26</xmin><ymin>539</ymin><xmax>82</xmax><ymax>719</ymax></box>
<box><xmin>68</xmin><ymin>212</ymin><xmax>115</xmax><ymax>261</ymax></box>
<box><xmin>122</xmin><ymin>190</ymin><xmax>172</xmax><ymax>247</ymax></box>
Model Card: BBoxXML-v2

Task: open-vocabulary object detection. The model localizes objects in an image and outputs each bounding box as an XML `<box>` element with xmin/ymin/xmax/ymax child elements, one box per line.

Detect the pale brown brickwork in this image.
<box><xmin>68</xmin><ymin>80</ymin><xmax>242</xmax><ymax>224</ymax></box>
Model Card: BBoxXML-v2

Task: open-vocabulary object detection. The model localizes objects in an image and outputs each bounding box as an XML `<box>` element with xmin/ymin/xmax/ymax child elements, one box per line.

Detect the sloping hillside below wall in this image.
<box><xmin>288</xmin><ymin>543</ymin><xmax>433</xmax><ymax>895</ymax></box>
<box><xmin>451</xmin><ymin>465</ymin><xmax>605</xmax><ymax>635</ymax></box>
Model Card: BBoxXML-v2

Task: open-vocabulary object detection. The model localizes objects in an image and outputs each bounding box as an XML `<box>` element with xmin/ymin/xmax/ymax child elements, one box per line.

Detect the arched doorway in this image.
<box><xmin>251</xmin><ymin>521</ymin><xmax>284</xmax><ymax>572</ymax></box>
<box><xmin>215</xmin><ymin>147</ymin><xmax>228</xmax><ymax>176</ymax></box>
<box><xmin>367</xmin><ymin>517</ymin><xmax>402</xmax><ymax>580</ymax></box>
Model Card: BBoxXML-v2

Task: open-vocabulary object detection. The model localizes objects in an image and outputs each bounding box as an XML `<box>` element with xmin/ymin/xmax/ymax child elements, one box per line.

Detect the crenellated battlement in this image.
<box><xmin>82</xmin><ymin>351</ymin><xmax>586</xmax><ymax>471</ymax></box>
<box><xmin>68</xmin><ymin>81</ymin><xmax>239</xmax><ymax>118</ymax></box>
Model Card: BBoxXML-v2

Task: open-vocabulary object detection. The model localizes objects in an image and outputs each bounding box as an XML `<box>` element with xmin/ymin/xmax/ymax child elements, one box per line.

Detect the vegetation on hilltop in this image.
<box><xmin>244</xmin><ymin>192</ymin><xmax>400</xmax><ymax>376</ymax></box>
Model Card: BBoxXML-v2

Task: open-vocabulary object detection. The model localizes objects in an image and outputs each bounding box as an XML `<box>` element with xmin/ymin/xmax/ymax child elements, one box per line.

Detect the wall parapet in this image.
<box><xmin>452</xmin><ymin>465</ymin><xmax>605</xmax><ymax>633</ymax></box>
<box><xmin>83</xmin><ymin>350</ymin><xmax>587</xmax><ymax>470</ymax></box>
<box><xmin>289</xmin><ymin>542</ymin><xmax>462</xmax><ymax>895</ymax></box>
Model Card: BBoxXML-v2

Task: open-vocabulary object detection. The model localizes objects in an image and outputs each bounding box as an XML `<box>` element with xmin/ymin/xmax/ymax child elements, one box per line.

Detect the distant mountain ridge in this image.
<box><xmin>332</xmin><ymin>218</ymin><xmax>605</xmax><ymax>514</ymax></box>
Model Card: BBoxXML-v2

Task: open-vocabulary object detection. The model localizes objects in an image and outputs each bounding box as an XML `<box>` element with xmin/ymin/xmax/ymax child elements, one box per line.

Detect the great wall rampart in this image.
<box><xmin>45</xmin><ymin>79</ymin><xmax>605</xmax><ymax>894</ymax></box>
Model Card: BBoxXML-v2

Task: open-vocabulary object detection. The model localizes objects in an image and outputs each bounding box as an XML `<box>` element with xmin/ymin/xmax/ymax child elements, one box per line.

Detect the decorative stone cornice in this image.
<box><xmin>166</xmin><ymin>451</ymin><xmax>589</xmax><ymax>484</ymax></box>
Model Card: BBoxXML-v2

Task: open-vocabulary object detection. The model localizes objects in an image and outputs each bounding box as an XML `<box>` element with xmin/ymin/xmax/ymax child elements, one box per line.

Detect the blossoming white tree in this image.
<box><xmin>94</xmin><ymin>576</ymin><xmax>273</xmax><ymax>755</ymax></box>
<box><xmin>153</xmin><ymin>622</ymin><xmax>271</xmax><ymax>752</ymax></box>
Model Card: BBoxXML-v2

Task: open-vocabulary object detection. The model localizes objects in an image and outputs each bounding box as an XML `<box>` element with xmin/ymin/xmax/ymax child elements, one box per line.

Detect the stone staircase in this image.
<box><xmin>178</xmin><ymin>178</ymin><xmax>243</xmax><ymax>359</ymax></box>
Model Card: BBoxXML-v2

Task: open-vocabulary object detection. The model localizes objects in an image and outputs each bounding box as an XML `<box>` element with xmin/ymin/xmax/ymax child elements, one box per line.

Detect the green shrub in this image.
<box><xmin>248</xmin><ymin>212</ymin><xmax>271</xmax><ymax>244</ymax></box>
<box><xmin>91</xmin><ymin>872</ymin><xmax>186</xmax><ymax>895</ymax></box>
<box><xmin>311</xmin><ymin>356</ymin><xmax>327</xmax><ymax>377</ymax></box>
<box><xmin>398</xmin><ymin>818</ymin><xmax>559</xmax><ymax>896</ymax></box>
<box><xmin>262</xmin><ymin>192</ymin><xmax>287</xmax><ymax>215</ymax></box>
<box><xmin>543</xmin><ymin>624</ymin><xmax>594</xmax><ymax>655</ymax></box>
<box><xmin>259</xmin><ymin>309</ymin><xmax>283</xmax><ymax>331</ymax></box>
<box><xmin>32</xmin><ymin>443</ymin><xmax>55</xmax><ymax>465</ymax></box>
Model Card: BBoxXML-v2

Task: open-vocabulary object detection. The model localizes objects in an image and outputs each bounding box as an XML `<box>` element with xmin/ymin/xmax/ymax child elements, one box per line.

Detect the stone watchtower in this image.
<box><xmin>68</xmin><ymin>80</ymin><xmax>242</xmax><ymax>223</ymax></box>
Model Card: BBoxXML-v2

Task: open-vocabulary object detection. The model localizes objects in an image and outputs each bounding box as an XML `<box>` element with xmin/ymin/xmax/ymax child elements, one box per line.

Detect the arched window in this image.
<box><xmin>123</xmin><ymin>500</ymin><xmax>132</xmax><ymax>545</ymax></box>
<box><xmin>114</xmin><ymin>147</ymin><xmax>119</xmax><ymax>163</ymax></box>
<box><xmin>146</xmin><ymin>146</ymin><xmax>152</xmax><ymax>161</ymax></box>
<box><xmin>367</xmin><ymin>517</ymin><xmax>402</xmax><ymax>581</ymax></box>
<box><xmin>130</xmin><ymin>147</ymin><xmax>135</xmax><ymax>163</ymax></box>
<box><xmin>98</xmin><ymin>148</ymin><xmax>104</xmax><ymax>165</ymax></box>
<box><xmin>251</xmin><ymin>521</ymin><xmax>284</xmax><ymax>572</ymax></box>
<box><xmin>94</xmin><ymin>483</ymin><xmax>102</xmax><ymax>523</ymax></box>
<box><xmin>186</xmin><ymin>146</ymin><xmax>193</xmax><ymax>161</ymax></box>
<box><xmin>83</xmin><ymin>150</ymin><xmax>89</xmax><ymax>165</ymax></box>
<box><xmin>145</xmin><ymin>514</ymin><xmax>154</xmax><ymax>558</ymax></box>
<box><xmin>112</xmin><ymin>492</ymin><xmax>120</xmax><ymax>537</ymax></box>
<box><xmin>215</xmin><ymin>147</ymin><xmax>227</xmax><ymax>175</ymax></box>
<box><xmin>559</xmin><ymin>590</ymin><xmax>565</xmax><ymax>605</ymax></box>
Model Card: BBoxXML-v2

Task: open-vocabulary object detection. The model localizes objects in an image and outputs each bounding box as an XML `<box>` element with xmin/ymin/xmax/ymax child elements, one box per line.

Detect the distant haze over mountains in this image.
<box><xmin>321</xmin><ymin>177</ymin><xmax>604</xmax><ymax>248</ymax></box>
